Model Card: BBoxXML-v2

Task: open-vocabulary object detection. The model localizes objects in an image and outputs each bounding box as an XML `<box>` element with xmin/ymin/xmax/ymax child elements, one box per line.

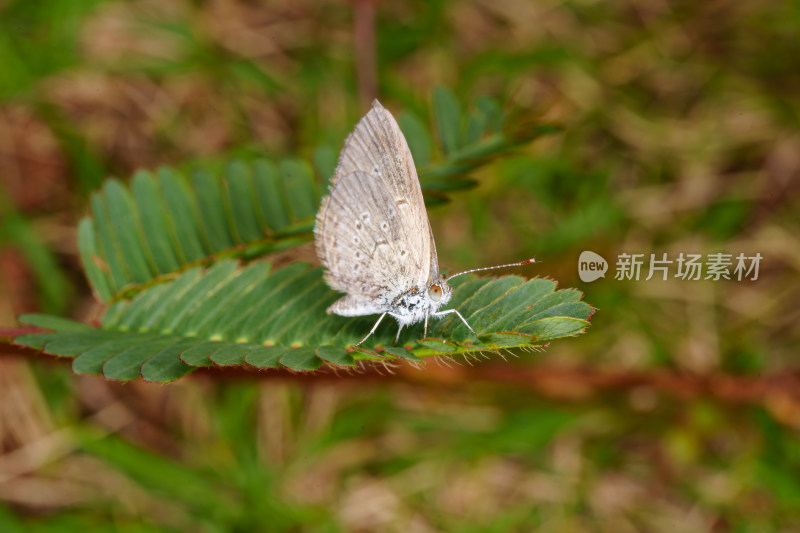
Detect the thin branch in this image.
<box><xmin>4</xmin><ymin>337</ymin><xmax>798</xmax><ymax>408</ymax></box>
<box><xmin>352</xmin><ymin>0</ymin><xmax>379</xmax><ymax>108</ymax></box>
<box><xmin>6</xmin><ymin>322</ymin><xmax>800</xmax><ymax>429</ymax></box>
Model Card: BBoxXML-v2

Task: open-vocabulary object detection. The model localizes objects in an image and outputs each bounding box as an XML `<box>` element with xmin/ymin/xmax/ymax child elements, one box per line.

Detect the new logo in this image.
<box><xmin>578</xmin><ymin>251</ymin><xmax>608</xmax><ymax>282</ymax></box>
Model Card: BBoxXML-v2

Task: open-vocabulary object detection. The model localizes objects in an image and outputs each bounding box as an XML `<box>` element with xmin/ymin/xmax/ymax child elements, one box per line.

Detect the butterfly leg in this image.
<box><xmin>432</xmin><ymin>309</ymin><xmax>478</xmax><ymax>338</ymax></box>
<box><xmin>423</xmin><ymin>311</ymin><xmax>429</xmax><ymax>338</ymax></box>
<box><xmin>394</xmin><ymin>324</ymin><xmax>404</xmax><ymax>345</ymax></box>
<box><xmin>354</xmin><ymin>312</ymin><xmax>388</xmax><ymax>347</ymax></box>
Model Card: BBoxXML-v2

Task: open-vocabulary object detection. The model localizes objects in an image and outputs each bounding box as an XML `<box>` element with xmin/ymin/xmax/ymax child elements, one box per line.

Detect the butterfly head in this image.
<box><xmin>426</xmin><ymin>277</ymin><xmax>452</xmax><ymax>309</ymax></box>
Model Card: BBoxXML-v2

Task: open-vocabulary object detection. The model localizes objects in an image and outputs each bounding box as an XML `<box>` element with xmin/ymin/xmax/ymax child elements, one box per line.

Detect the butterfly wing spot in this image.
<box><xmin>380</xmin><ymin>221</ymin><xmax>389</xmax><ymax>231</ymax></box>
<box><xmin>371</xmin><ymin>240</ymin><xmax>389</xmax><ymax>256</ymax></box>
<box><xmin>361</xmin><ymin>212</ymin><xmax>370</xmax><ymax>222</ymax></box>
<box><xmin>353</xmin><ymin>236</ymin><xmax>361</xmax><ymax>245</ymax></box>
<box><xmin>355</xmin><ymin>250</ymin><xmax>361</xmax><ymax>258</ymax></box>
<box><xmin>355</xmin><ymin>221</ymin><xmax>363</xmax><ymax>230</ymax></box>
<box><xmin>400</xmin><ymin>249</ymin><xmax>407</xmax><ymax>257</ymax></box>
<box><xmin>395</xmin><ymin>199</ymin><xmax>408</xmax><ymax>207</ymax></box>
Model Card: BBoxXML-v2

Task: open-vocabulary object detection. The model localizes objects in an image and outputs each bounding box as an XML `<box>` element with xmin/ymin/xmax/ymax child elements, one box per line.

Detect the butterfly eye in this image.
<box><xmin>429</xmin><ymin>285</ymin><xmax>442</xmax><ymax>302</ymax></box>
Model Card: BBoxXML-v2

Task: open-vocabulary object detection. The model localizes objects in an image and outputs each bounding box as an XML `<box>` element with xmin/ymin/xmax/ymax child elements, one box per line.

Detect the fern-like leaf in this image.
<box><xmin>14</xmin><ymin>92</ymin><xmax>581</xmax><ymax>382</ymax></box>
<box><xmin>80</xmin><ymin>160</ymin><xmax>318</xmax><ymax>301</ymax></box>
<box><xmin>80</xmin><ymin>93</ymin><xmax>559</xmax><ymax>301</ymax></box>
<box><xmin>14</xmin><ymin>260</ymin><xmax>593</xmax><ymax>383</ymax></box>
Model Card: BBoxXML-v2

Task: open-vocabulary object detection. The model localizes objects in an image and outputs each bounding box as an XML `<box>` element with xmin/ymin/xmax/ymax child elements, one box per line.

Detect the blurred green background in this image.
<box><xmin>1</xmin><ymin>0</ymin><xmax>799</xmax><ymax>531</ymax></box>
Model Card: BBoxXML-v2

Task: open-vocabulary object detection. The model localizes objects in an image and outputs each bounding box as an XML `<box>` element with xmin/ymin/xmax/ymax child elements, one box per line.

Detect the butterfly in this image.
<box><xmin>314</xmin><ymin>100</ymin><xmax>533</xmax><ymax>347</ymax></box>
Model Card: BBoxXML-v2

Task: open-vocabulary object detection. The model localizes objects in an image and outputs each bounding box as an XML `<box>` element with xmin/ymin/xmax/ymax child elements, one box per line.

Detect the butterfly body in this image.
<box><xmin>314</xmin><ymin>100</ymin><xmax>534</xmax><ymax>347</ymax></box>
<box><xmin>314</xmin><ymin>100</ymin><xmax>473</xmax><ymax>345</ymax></box>
<box><xmin>386</xmin><ymin>281</ymin><xmax>453</xmax><ymax>328</ymax></box>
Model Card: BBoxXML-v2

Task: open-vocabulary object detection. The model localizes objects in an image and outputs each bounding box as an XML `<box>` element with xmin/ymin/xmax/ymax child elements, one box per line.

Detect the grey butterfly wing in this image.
<box><xmin>329</xmin><ymin>100</ymin><xmax>439</xmax><ymax>286</ymax></box>
<box><xmin>316</xmin><ymin>171</ymin><xmax>426</xmax><ymax>314</ymax></box>
<box><xmin>315</xmin><ymin>101</ymin><xmax>439</xmax><ymax>316</ymax></box>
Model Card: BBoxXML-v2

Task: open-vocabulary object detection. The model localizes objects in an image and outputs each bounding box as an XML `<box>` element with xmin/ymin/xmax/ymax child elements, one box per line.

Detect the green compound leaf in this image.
<box><xmin>16</xmin><ymin>91</ymin><xmax>575</xmax><ymax>382</ymax></box>
<box><xmin>78</xmin><ymin>159</ymin><xmax>319</xmax><ymax>303</ymax></box>
<box><xmin>77</xmin><ymin>94</ymin><xmax>558</xmax><ymax>303</ymax></box>
<box><xmin>417</xmin><ymin>89</ymin><xmax>560</xmax><ymax>200</ymax></box>
<box><xmin>13</xmin><ymin>261</ymin><xmax>593</xmax><ymax>383</ymax></box>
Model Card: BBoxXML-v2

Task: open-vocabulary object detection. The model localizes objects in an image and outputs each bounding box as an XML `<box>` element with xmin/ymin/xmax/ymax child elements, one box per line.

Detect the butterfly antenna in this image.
<box><xmin>448</xmin><ymin>258</ymin><xmax>536</xmax><ymax>280</ymax></box>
